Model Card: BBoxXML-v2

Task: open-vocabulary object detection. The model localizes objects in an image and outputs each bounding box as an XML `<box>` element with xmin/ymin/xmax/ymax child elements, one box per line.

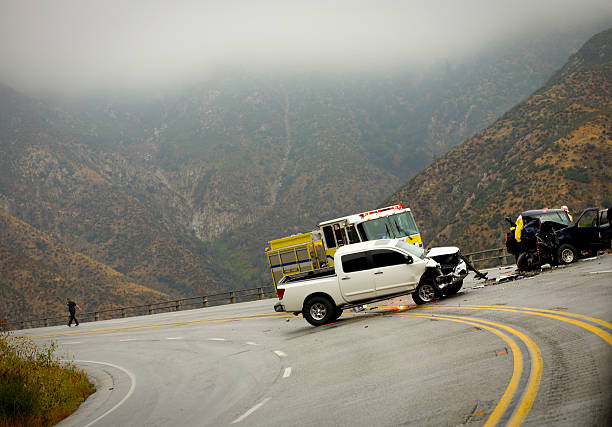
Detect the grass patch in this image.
<box><xmin>0</xmin><ymin>320</ymin><xmax>95</xmax><ymax>427</ymax></box>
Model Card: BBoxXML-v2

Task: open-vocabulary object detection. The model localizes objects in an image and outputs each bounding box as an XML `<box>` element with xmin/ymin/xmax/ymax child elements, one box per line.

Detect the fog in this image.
<box><xmin>1</xmin><ymin>0</ymin><xmax>611</xmax><ymax>94</ymax></box>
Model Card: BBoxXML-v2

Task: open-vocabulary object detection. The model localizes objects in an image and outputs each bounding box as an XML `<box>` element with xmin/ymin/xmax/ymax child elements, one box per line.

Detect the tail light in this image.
<box><xmin>276</xmin><ymin>288</ymin><xmax>285</xmax><ymax>299</ymax></box>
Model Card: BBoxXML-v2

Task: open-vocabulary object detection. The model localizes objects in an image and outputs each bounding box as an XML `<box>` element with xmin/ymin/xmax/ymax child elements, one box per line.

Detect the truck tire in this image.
<box><xmin>413</xmin><ymin>281</ymin><xmax>440</xmax><ymax>305</ymax></box>
<box><xmin>443</xmin><ymin>280</ymin><xmax>463</xmax><ymax>296</ymax></box>
<box><xmin>557</xmin><ymin>244</ymin><xmax>577</xmax><ymax>264</ymax></box>
<box><xmin>516</xmin><ymin>252</ymin><xmax>529</xmax><ymax>271</ymax></box>
<box><xmin>303</xmin><ymin>296</ymin><xmax>336</xmax><ymax>326</ymax></box>
<box><xmin>332</xmin><ymin>306</ymin><xmax>343</xmax><ymax>321</ymax></box>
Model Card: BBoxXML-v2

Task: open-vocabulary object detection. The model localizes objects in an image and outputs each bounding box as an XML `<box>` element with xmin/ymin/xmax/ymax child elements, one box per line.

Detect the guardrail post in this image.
<box><xmin>121</xmin><ymin>308</ymin><xmax>126</xmax><ymax>318</ymax></box>
<box><xmin>44</xmin><ymin>318</ymin><xmax>48</xmax><ymax>327</ymax></box>
<box><xmin>230</xmin><ymin>291</ymin><xmax>236</xmax><ymax>304</ymax></box>
<box><xmin>21</xmin><ymin>321</ymin><xmax>24</xmax><ymax>329</ymax></box>
<box><xmin>147</xmin><ymin>304</ymin><xmax>152</xmax><ymax>315</ymax></box>
<box><xmin>498</xmin><ymin>248</ymin><xmax>504</xmax><ymax>266</ymax></box>
<box><xmin>175</xmin><ymin>300</ymin><xmax>181</xmax><ymax>311</ymax></box>
<box><xmin>94</xmin><ymin>311</ymin><xmax>100</xmax><ymax>321</ymax></box>
<box><xmin>258</xmin><ymin>287</ymin><xmax>264</xmax><ymax>300</ymax></box>
<box><xmin>202</xmin><ymin>296</ymin><xmax>208</xmax><ymax>307</ymax></box>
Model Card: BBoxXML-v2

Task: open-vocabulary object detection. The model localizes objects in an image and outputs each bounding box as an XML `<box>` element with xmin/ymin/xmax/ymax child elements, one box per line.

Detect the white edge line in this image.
<box><xmin>283</xmin><ymin>367</ymin><xmax>292</xmax><ymax>378</ymax></box>
<box><xmin>274</xmin><ymin>350</ymin><xmax>287</xmax><ymax>357</ymax></box>
<box><xmin>246</xmin><ymin>341</ymin><xmax>257</xmax><ymax>346</ymax></box>
<box><xmin>209</xmin><ymin>338</ymin><xmax>226</xmax><ymax>341</ymax></box>
<box><xmin>67</xmin><ymin>359</ymin><xmax>137</xmax><ymax>427</ymax></box>
<box><xmin>232</xmin><ymin>397</ymin><xmax>271</xmax><ymax>424</ymax></box>
<box><xmin>589</xmin><ymin>270</ymin><xmax>612</xmax><ymax>274</ymax></box>
<box><xmin>119</xmin><ymin>339</ymin><xmax>137</xmax><ymax>342</ymax></box>
<box><xmin>62</xmin><ymin>341</ymin><xmax>82</xmax><ymax>344</ymax></box>
<box><xmin>166</xmin><ymin>337</ymin><xmax>184</xmax><ymax>340</ymax></box>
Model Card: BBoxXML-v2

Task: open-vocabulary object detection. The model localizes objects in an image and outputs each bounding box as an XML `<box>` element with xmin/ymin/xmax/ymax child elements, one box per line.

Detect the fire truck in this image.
<box><xmin>265</xmin><ymin>204</ymin><xmax>422</xmax><ymax>287</ymax></box>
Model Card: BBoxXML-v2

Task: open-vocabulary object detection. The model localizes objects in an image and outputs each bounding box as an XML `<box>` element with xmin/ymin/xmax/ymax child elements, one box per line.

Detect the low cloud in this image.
<box><xmin>1</xmin><ymin>0</ymin><xmax>611</xmax><ymax>94</ymax></box>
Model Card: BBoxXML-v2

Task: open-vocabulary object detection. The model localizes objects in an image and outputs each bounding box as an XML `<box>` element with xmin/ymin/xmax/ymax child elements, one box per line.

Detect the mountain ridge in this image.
<box><xmin>386</xmin><ymin>28</ymin><xmax>612</xmax><ymax>251</ymax></box>
<box><xmin>1</xmin><ymin>26</ymin><xmax>606</xmax><ymax>317</ymax></box>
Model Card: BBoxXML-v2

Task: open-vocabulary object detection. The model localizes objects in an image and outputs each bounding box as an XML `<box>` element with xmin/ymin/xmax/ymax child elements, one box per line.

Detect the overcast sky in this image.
<box><xmin>1</xmin><ymin>0</ymin><xmax>611</xmax><ymax>94</ymax></box>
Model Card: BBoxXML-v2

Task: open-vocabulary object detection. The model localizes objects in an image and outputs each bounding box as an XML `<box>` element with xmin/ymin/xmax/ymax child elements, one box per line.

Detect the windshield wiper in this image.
<box><xmin>385</xmin><ymin>222</ymin><xmax>393</xmax><ymax>238</ymax></box>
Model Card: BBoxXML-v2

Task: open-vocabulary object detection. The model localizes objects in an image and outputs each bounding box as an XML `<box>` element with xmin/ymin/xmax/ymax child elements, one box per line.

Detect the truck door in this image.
<box><xmin>575</xmin><ymin>208</ymin><xmax>602</xmax><ymax>251</ymax></box>
<box><xmin>599</xmin><ymin>209</ymin><xmax>611</xmax><ymax>247</ymax></box>
<box><xmin>339</xmin><ymin>252</ymin><xmax>377</xmax><ymax>302</ymax></box>
<box><xmin>369</xmin><ymin>249</ymin><xmax>421</xmax><ymax>296</ymax></box>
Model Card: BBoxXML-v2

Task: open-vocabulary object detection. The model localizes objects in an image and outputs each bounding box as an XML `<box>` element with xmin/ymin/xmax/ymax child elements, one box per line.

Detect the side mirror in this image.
<box><xmin>405</xmin><ymin>255</ymin><xmax>413</xmax><ymax>264</ymax></box>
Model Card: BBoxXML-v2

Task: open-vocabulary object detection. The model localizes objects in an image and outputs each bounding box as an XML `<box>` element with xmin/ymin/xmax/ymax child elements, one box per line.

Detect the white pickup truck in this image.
<box><xmin>274</xmin><ymin>239</ymin><xmax>467</xmax><ymax>326</ymax></box>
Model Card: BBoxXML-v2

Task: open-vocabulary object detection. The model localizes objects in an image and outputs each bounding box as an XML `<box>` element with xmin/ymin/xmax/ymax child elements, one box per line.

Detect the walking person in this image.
<box><xmin>66</xmin><ymin>298</ymin><xmax>81</xmax><ymax>327</ymax></box>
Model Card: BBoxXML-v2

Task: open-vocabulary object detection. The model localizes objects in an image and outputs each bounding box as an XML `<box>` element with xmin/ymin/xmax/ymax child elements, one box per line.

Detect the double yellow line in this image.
<box><xmin>394</xmin><ymin>312</ymin><xmax>541</xmax><ymax>426</ymax></box>
<box><xmin>425</xmin><ymin>305</ymin><xmax>612</xmax><ymax>346</ymax></box>
<box><xmin>394</xmin><ymin>304</ymin><xmax>612</xmax><ymax>426</ymax></box>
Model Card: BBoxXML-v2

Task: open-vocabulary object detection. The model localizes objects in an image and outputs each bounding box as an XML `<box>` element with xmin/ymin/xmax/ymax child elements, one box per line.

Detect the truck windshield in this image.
<box><xmin>395</xmin><ymin>239</ymin><xmax>425</xmax><ymax>258</ymax></box>
<box><xmin>390</xmin><ymin>212</ymin><xmax>419</xmax><ymax>237</ymax></box>
<box><xmin>528</xmin><ymin>211</ymin><xmax>571</xmax><ymax>226</ymax></box>
<box><xmin>357</xmin><ymin>211</ymin><xmax>419</xmax><ymax>240</ymax></box>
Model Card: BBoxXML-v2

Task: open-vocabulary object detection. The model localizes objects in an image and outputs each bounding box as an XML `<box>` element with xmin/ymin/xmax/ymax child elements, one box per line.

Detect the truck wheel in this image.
<box><xmin>443</xmin><ymin>280</ymin><xmax>463</xmax><ymax>296</ymax></box>
<box><xmin>332</xmin><ymin>306</ymin><xmax>343</xmax><ymax>321</ymax></box>
<box><xmin>557</xmin><ymin>244</ymin><xmax>577</xmax><ymax>264</ymax></box>
<box><xmin>303</xmin><ymin>296</ymin><xmax>335</xmax><ymax>326</ymax></box>
<box><xmin>516</xmin><ymin>252</ymin><xmax>533</xmax><ymax>271</ymax></box>
<box><xmin>413</xmin><ymin>281</ymin><xmax>439</xmax><ymax>305</ymax></box>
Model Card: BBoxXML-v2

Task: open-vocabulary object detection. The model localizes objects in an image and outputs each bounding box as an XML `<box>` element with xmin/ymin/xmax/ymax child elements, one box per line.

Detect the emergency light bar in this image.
<box><xmin>358</xmin><ymin>204</ymin><xmax>404</xmax><ymax>218</ymax></box>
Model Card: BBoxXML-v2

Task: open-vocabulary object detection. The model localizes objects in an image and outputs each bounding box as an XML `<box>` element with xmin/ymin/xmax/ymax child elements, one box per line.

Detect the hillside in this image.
<box><xmin>0</xmin><ymin>210</ymin><xmax>169</xmax><ymax>320</ymax></box>
<box><xmin>0</xmin><ymin>83</ymin><xmax>244</xmax><ymax>298</ymax></box>
<box><xmin>386</xmin><ymin>28</ymin><xmax>612</xmax><ymax>252</ymax></box>
<box><xmin>0</xmin><ymin>26</ymin><xmax>604</xmax><ymax>316</ymax></box>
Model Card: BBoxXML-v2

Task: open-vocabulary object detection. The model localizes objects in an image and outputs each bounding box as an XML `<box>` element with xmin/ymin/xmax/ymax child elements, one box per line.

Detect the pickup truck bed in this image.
<box><xmin>280</xmin><ymin>266</ymin><xmax>335</xmax><ymax>284</ymax></box>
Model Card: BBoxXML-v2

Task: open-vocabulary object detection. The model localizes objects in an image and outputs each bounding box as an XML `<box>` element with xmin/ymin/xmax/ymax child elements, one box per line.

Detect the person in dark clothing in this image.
<box><xmin>66</xmin><ymin>298</ymin><xmax>81</xmax><ymax>327</ymax></box>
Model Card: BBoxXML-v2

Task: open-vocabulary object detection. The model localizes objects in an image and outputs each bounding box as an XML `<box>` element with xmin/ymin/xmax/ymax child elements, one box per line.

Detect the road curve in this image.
<box><xmin>22</xmin><ymin>255</ymin><xmax>612</xmax><ymax>426</ymax></box>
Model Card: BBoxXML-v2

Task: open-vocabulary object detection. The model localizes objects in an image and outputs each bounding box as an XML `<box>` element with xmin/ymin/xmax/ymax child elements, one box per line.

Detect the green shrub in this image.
<box><xmin>0</xmin><ymin>322</ymin><xmax>94</xmax><ymax>427</ymax></box>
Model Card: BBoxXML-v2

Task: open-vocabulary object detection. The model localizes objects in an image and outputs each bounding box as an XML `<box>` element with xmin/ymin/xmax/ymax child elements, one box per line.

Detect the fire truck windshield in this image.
<box><xmin>390</xmin><ymin>211</ymin><xmax>419</xmax><ymax>237</ymax></box>
<box><xmin>357</xmin><ymin>212</ymin><xmax>419</xmax><ymax>241</ymax></box>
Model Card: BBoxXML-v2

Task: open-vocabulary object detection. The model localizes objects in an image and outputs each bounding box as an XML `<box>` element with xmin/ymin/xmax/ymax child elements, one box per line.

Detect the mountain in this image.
<box><xmin>386</xmin><ymin>28</ymin><xmax>612</xmax><ymax>252</ymax></box>
<box><xmin>0</xmin><ymin>83</ymin><xmax>238</xmax><ymax>299</ymax></box>
<box><xmin>0</xmin><ymin>25</ymin><xmax>606</xmax><ymax>318</ymax></box>
<box><xmin>0</xmin><ymin>210</ymin><xmax>169</xmax><ymax>320</ymax></box>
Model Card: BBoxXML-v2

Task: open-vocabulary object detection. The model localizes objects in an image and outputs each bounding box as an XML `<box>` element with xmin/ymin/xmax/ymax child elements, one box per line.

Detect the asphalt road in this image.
<box><xmin>22</xmin><ymin>255</ymin><xmax>612</xmax><ymax>426</ymax></box>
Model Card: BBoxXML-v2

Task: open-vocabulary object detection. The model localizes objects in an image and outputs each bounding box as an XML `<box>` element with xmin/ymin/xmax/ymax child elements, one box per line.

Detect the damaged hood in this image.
<box><xmin>426</xmin><ymin>246</ymin><xmax>460</xmax><ymax>257</ymax></box>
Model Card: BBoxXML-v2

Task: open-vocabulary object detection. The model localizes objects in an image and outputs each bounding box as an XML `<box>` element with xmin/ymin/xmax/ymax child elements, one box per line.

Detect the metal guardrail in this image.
<box><xmin>4</xmin><ymin>286</ymin><xmax>277</xmax><ymax>331</ymax></box>
<box><xmin>4</xmin><ymin>247</ymin><xmax>515</xmax><ymax>331</ymax></box>
<box><xmin>464</xmin><ymin>247</ymin><xmax>514</xmax><ymax>269</ymax></box>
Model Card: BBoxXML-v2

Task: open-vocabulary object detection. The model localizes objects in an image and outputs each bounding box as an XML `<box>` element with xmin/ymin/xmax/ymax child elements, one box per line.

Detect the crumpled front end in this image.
<box><xmin>426</xmin><ymin>246</ymin><xmax>468</xmax><ymax>287</ymax></box>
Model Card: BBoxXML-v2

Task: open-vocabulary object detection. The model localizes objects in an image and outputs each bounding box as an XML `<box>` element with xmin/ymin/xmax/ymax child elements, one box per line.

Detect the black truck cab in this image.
<box><xmin>555</xmin><ymin>208</ymin><xmax>611</xmax><ymax>259</ymax></box>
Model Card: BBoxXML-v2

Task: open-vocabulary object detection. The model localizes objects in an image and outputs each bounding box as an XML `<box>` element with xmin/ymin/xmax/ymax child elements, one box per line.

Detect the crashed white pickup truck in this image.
<box><xmin>274</xmin><ymin>239</ymin><xmax>468</xmax><ymax>326</ymax></box>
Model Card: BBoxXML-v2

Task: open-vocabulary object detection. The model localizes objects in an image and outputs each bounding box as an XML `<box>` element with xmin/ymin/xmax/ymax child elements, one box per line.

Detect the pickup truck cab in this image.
<box><xmin>274</xmin><ymin>239</ymin><xmax>458</xmax><ymax>326</ymax></box>
<box><xmin>555</xmin><ymin>207</ymin><xmax>611</xmax><ymax>263</ymax></box>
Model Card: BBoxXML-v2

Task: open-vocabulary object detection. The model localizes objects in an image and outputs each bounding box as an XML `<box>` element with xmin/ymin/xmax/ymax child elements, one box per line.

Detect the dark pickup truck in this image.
<box><xmin>506</xmin><ymin>207</ymin><xmax>611</xmax><ymax>270</ymax></box>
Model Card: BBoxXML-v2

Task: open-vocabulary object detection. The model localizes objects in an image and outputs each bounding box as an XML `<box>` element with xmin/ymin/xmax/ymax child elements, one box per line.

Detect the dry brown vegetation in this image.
<box><xmin>0</xmin><ymin>210</ymin><xmax>169</xmax><ymax>320</ymax></box>
<box><xmin>387</xmin><ymin>29</ymin><xmax>612</xmax><ymax>251</ymax></box>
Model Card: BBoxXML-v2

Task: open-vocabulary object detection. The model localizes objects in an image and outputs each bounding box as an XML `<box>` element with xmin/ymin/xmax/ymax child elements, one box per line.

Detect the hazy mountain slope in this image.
<box><xmin>0</xmin><ymin>84</ymin><xmax>235</xmax><ymax>297</ymax></box>
<box><xmin>386</xmin><ymin>28</ymin><xmax>612</xmax><ymax>252</ymax></box>
<box><xmin>0</xmin><ymin>210</ymin><xmax>169</xmax><ymax>320</ymax></box>
<box><xmin>0</xmin><ymin>26</ymin><xmax>604</xmax><ymax>314</ymax></box>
